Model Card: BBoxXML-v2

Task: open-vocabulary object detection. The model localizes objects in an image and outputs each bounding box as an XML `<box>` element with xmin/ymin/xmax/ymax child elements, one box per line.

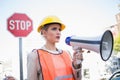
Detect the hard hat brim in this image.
<box><xmin>37</xmin><ymin>23</ymin><xmax>65</xmax><ymax>32</ymax></box>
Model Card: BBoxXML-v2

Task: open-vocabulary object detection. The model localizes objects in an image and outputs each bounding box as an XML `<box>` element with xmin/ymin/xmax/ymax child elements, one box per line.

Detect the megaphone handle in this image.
<box><xmin>72</xmin><ymin>46</ymin><xmax>82</xmax><ymax>51</ymax></box>
<box><xmin>73</xmin><ymin>46</ymin><xmax>83</xmax><ymax>65</ymax></box>
<box><xmin>76</xmin><ymin>49</ymin><xmax>83</xmax><ymax>64</ymax></box>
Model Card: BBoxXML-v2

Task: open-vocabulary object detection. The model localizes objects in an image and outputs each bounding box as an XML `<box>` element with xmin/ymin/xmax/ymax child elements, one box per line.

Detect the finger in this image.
<box><xmin>79</xmin><ymin>50</ymin><xmax>84</xmax><ymax>53</ymax></box>
<box><xmin>77</xmin><ymin>53</ymin><xmax>83</xmax><ymax>60</ymax></box>
<box><xmin>73</xmin><ymin>51</ymin><xmax>78</xmax><ymax>57</ymax></box>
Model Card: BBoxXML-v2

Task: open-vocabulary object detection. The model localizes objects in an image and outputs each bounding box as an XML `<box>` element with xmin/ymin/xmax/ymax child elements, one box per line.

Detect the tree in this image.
<box><xmin>114</xmin><ymin>32</ymin><xmax>120</xmax><ymax>53</ymax></box>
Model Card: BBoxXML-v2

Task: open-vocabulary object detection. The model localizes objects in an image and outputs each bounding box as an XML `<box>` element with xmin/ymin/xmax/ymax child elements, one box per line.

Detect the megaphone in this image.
<box><xmin>65</xmin><ymin>30</ymin><xmax>114</xmax><ymax>61</ymax></box>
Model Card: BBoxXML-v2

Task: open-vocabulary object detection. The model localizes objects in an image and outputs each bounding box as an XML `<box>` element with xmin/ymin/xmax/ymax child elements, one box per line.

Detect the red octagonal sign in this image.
<box><xmin>7</xmin><ymin>13</ymin><xmax>33</xmax><ymax>37</ymax></box>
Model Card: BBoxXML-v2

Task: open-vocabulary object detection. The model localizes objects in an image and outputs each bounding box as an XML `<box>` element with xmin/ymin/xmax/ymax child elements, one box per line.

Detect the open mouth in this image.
<box><xmin>56</xmin><ymin>36</ymin><xmax>60</xmax><ymax>39</ymax></box>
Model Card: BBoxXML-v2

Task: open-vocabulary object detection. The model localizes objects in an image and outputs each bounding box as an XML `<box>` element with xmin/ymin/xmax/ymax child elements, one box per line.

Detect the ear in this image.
<box><xmin>42</xmin><ymin>30</ymin><xmax>47</xmax><ymax>36</ymax></box>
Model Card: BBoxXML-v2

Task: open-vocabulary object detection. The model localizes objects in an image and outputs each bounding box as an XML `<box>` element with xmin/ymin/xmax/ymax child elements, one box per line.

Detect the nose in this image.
<box><xmin>57</xmin><ymin>29</ymin><xmax>61</xmax><ymax>35</ymax></box>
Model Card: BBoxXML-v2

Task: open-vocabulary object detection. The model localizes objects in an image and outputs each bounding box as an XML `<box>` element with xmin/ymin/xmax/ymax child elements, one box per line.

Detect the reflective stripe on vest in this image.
<box><xmin>37</xmin><ymin>49</ymin><xmax>75</xmax><ymax>80</ymax></box>
<box><xmin>55</xmin><ymin>74</ymin><xmax>73</xmax><ymax>80</ymax></box>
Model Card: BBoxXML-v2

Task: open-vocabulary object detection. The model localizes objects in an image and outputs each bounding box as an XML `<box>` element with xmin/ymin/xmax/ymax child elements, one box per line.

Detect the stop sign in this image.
<box><xmin>7</xmin><ymin>13</ymin><xmax>33</xmax><ymax>37</ymax></box>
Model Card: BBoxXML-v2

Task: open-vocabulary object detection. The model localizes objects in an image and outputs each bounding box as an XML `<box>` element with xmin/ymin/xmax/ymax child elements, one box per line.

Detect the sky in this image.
<box><xmin>0</xmin><ymin>0</ymin><xmax>120</xmax><ymax>79</ymax></box>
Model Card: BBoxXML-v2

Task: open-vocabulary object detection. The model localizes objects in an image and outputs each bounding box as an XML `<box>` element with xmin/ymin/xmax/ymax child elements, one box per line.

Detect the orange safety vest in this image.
<box><xmin>37</xmin><ymin>49</ymin><xmax>75</xmax><ymax>80</ymax></box>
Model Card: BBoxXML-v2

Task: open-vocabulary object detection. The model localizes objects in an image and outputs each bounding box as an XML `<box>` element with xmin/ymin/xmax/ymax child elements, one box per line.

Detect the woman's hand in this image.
<box><xmin>72</xmin><ymin>48</ymin><xmax>84</xmax><ymax>69</ymax></box>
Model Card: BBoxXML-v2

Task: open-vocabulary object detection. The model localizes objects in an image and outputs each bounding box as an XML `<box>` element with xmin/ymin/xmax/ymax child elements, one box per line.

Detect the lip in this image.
<box><xmin>56</xmin><ymin>36</ymin><xmax>60</xmax><ymax>39</ymax></box>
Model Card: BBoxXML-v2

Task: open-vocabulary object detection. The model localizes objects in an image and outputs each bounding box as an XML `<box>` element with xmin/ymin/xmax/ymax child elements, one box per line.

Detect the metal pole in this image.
<box><xmin>19</xmin><ymin>38</ymin><xmax>23</xmax><ymax>80</ymax></box>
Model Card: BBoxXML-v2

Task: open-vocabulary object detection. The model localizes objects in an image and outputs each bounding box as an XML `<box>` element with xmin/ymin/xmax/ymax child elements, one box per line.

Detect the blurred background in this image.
<box><xmin>0</xmin><ymin>0</ymin><xmax>120</xmax><ymax>80</ymax></box>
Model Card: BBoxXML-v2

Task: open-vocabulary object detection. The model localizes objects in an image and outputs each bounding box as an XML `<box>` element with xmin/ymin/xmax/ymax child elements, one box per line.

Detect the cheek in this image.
<box><xmin>48</xmin><ymin>32</ymin><xmax>54</xmax><ymax>36</ymax></box>
<box><xmin>46</xmin><ymin>32</ymin><xmax>55</xmax><ymax>39</ymax></box>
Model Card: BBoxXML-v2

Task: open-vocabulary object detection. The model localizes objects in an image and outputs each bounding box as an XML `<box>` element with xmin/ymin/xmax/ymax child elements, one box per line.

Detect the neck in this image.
<box><xmin>45</xmin><ymin>42</ymin><xmax>57</xmax><ymax>51</ymax></box>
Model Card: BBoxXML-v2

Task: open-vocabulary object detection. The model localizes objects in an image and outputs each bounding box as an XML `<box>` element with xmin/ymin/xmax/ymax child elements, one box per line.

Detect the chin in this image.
<box><xmin>56</xmin><ymin>41</ymin><xmax>59</xmax><ymax>43</ymax></box>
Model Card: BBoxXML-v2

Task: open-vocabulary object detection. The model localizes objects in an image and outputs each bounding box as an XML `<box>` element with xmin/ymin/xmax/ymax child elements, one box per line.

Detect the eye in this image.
<box><xmin>51</xmin><ymin>27</ymin><xmax>61</xmax><ymax>31</ymax></box>
<box><xmin>51</xmin><ymin>27</ymin><xmax>57</xmax><ymax>30</ymax></box>
<box><xmin>59</xmin><ymin>28</ymin><xmax>61</xmax><ymax>31</ymax></box>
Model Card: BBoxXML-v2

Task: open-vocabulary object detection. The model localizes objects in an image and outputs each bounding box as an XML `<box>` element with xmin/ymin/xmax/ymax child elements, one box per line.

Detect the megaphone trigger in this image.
<box><xmin>72</xmin><ymin>46</ymin><xmax>82</xmax><ymax>51</ymax></box>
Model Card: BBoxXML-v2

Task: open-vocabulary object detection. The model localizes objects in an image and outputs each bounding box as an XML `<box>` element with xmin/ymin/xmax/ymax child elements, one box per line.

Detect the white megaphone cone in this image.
<box><xmin>65</xmin><ymin>30</ymin><xmax>114</xmax><ymax>61</ymax></box>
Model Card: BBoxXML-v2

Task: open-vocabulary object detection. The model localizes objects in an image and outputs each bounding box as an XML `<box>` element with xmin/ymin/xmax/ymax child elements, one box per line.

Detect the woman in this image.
<box><xmin>27</xmin><ymin>15</ymin><xmax>83</xmax><ymax>80</ymax></box>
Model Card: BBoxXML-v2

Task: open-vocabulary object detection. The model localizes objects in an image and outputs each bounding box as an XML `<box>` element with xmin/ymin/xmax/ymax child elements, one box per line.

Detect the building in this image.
<box><xmin>110</xmin><ymin>13</ymin><xmax>120</xmax><ymax>38</ymax></box>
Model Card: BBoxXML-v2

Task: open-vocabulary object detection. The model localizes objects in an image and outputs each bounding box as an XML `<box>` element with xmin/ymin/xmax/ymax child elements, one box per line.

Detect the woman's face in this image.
<box><xmin>43</xmin><ymin>23</ymin><xmax>61</xmax><ymax>43</ymax></box>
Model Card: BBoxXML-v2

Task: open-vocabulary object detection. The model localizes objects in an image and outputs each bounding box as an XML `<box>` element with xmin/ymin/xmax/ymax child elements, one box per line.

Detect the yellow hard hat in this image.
<box><xmin>37</xmin><ymin>15</ymin><xmax>65</xmax><ymax>32</ymax></box>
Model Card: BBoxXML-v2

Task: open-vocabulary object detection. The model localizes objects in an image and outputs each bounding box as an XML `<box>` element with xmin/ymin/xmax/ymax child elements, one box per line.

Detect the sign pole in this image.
<box><xmin>7</xmin><ymin>13</ymin><xmax>33</xmax><ymax>80</ymax></box>
<box><xmin>19</xmin><ymin>37</ymin><xmax>23</xmax><ymax>80</ymax></box>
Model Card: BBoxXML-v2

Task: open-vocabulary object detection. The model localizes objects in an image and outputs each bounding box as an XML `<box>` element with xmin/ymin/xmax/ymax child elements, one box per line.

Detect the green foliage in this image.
<box><xmin>114</xmin><ymin>32</ymin><xmax>120</xmax><ymax>53</ymax></box>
